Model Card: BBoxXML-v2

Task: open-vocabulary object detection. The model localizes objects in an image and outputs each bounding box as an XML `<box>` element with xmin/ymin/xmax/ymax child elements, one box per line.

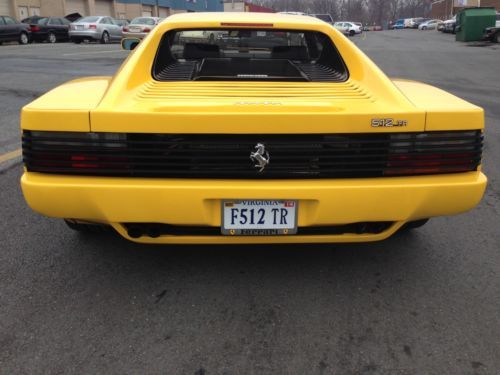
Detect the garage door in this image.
<box><xmin>0</xmin><ymin>0</ymin><xmax>12</xmax><ymax>16</ymax></box>
<box><xmin>142</xmin><ymin>5</ymin><xmax>152</xmax><ymax>17</ymax></box>
<box><xmin>65</xmin><ymin>0</ymin><xmax>86</xmax><ymax>16</ymax></box>
<box><xmin>158</xmin><ymin>7</ymin><xmax>169</xmax><ymax>18</ymax></box>
<box><xmin>95</xmin><ymin>0</ymin><xmax>112</xmax><ymax>16</ymax></box>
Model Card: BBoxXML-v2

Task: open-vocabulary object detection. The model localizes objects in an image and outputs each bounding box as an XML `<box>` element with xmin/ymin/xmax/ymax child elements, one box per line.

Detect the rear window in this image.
<box><xmin>77</xmin><ymin>16</ymin><xmax>100</xmax><ymax>23</ymax></box>
<box><xmin>153</xmin><ymin>28</ymin><xmax>348</xmax><ymax>82</ymax></box>
<box><xmin>131</xmin><ymin>17</ymin><xmax>155</xmax><ymax>25</ymax></box>
<box><xmin>34</xmin><ymin>17</ymin><xmax>49</xmax><ymax>25</ymax></box>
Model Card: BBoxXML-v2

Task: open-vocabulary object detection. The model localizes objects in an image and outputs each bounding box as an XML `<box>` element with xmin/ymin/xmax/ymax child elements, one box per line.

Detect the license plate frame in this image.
<box><xmin>221</xmin><ymin>200</ymin><xmax>298</xmax><ymax>236</ymax></box>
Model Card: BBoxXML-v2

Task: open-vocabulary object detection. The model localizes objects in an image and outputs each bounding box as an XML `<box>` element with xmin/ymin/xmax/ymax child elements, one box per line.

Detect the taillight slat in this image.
<box><xmin>22</xmin><ymin>135</ymin><xmax>482</xmax><ymax>145</ymax></box>
<box><xmin>22</xmin><ymin>143</ymin><xmax>483</xmax><ymax>155</ymax></box>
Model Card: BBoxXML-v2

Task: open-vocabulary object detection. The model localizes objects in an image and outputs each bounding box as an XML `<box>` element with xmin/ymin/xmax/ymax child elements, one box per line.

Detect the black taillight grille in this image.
<box><xmin>22</xmin><ymin>131</ymin><xmax>483</xmax><ymax>179</ymax></box>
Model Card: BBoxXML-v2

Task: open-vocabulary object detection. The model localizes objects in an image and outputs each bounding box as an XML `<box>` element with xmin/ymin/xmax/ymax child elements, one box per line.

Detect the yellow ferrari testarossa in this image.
<box><xmin>21</xmin><ymin>12</ymin><xmax>486</xmax><ymax>244</ymax></box>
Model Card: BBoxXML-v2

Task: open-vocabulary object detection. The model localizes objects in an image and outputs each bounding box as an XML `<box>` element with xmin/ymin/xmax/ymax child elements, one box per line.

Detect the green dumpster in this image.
<box><xmin>456</xmin><ymin>7</ymin><xmax>496</xmax><ymax>42</ymax></box>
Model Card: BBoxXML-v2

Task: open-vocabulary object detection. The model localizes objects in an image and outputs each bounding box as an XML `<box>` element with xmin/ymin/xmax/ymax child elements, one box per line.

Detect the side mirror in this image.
<box><xmin>121</xmin><ymin>37</ymin><xmax>141</xmax><ymax>51</ymax></box>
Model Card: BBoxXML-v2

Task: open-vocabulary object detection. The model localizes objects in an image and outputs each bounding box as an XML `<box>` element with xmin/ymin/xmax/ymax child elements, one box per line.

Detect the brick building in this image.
<box><xmin>0</xmin><ymin>0</ymin><xmax>223</xmax><ymax>21</ymax></box>
<box><xmin>430</xmin><ymin>0</ymin><xmax>500</xmax><ymax>19</ymax></box>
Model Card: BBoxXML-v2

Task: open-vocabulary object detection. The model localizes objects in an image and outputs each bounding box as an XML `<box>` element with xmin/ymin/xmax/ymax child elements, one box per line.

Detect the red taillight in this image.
<box><xmin>88</xmin><ymin>24</ymin><xmax>97</xmax><ymax>29</ymax></box>
<box><xmin>30</xmin><ymin>25</ymin><xmax>40</xmax><ymax>32</ymax></box>
<box><xmin>384</xmin><ymin>152</ymin><xmax>476</xmax><ymax>176</ymax></box>
<box><xmin>70</xmin><ymin>155</ymin><xmax>130</xmax><ymax>170</ymax></box>
<box><xmin>123</xmin><ymin>26</ymin><xmax>128</xmax><ymax>32</ymax></box>
<box><xmin>71</xmin><ymin>155</ymin><xmax>98</xmax><ymax>169</ymax></box>
<box><xmin>143</xmin><ymin>27</ymin><xmax>151</xmax><ymax>32</ymax></box>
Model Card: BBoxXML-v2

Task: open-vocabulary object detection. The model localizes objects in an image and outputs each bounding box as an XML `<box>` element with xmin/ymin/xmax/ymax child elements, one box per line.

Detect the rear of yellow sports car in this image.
<box><xmin>20</xmin><ymin>13</ymin><xmax>487</xmax><ymax>244</ymax></box>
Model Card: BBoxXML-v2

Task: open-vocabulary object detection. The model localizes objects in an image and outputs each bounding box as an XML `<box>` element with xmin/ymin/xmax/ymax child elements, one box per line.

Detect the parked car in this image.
<box><xmin>216</xmin><ymin>29</ymin><xmax>289</xmax><ymax>49</ymax></box>
<box><xmin>437</xmin><ymin>20</ymin><xmax>445</xmax><ymax>31</ymax></box>
<box><xmin>122</xmin><ymin>17</ymin><xmax>161</xmax><ymax>39</ymax></box>
<box><xmin>443</xmin><ymin>16</ymin><xmax>457</xmax><ymax>33</ymax></box>
<box><xmin>69</xmin><ymin>16</ymin><xmax>122</xmax><ymax>44</ymax></box>
<box><xmin>391</xmin><ymin>19</ymin><xmax>405</xmax><ymax>29</ymax></box>
<box><xmin>353</xmin><ymin>22</ymin><xmax>363</xmax><ymax>32</ymax></box>
<box><xmin>28</xmin><ymin>17</ymin><xmax>71</xmax><ymax>43</ymax></box>
<box><xmin>65</xmin><ymin>13</ymin><xmax>82</xmax><ymax>22</ymax></box>
<box><xmin>482</xmin><ymin>26</ymin><xmax>500</xmax><ymax>42</ymax></box>
<box><xmin>408</xmin><ymin>18</ymin><xmax>417</xmax><ymax>28</ymax></box>
<box><xmin>333</xmin><ymin>21</ymin><xmax>362</xmax><ymax>36</ymax></box>
<box><xmin>114</xmin><ymin>19</ymin><xmax>129</xmax><ymax>28</ymax></box>
<box><xmin>19</xmin><ymin>12</ymin><xmax>487</xmax><ymax>244</ymax></box>
<box><xmin>0</xmin><ymin>15</ymin><xmax>31</xmax><ymax>45</ymax></box>
<box><xmin>418</xmin><ymin>19</ymin><xmax>439</xmax><ymax>30</ymax></box>
<box><xmin>404</xmin><ymin>18</ymin><xmax>413</xmax><ymax>28</ymax></box>
<box><xmin>21</xmin><ymin>15</ymin><xmax>44</xmax><ymax>24</ymax></box>
<box><xmin>278</xmin><ymin>11</ymin><xmax>308</xmax><ymax>16</ymax></box>
<box><xmin>410</xmin><ymin>18</ymin><xmax>429</xmax><ymax>29</ymax></box>
<box><xmin>482</xmin><ymin>14</ymin><xmax>500</xmax><ymax>42</ymax></box>
<box><xmin>179</xmin><ymin>29</ymin><xmax>226</xmax><ymax>44</ymax></box>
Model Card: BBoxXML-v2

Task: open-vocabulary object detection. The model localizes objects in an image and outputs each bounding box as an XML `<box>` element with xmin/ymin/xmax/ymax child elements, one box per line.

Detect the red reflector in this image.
<box><xmin>220</xmin><ymin>22</ymin><xmax>274</xmax><ymax>27</ymax></box>
<box><xmin>123</xmin><ymin>26</ymin><xmax>128</xmax><ymax>32</ymax></box>
<box><xmin>143</xmin><ymin>27</ymin><xmax>151</xmax><ymax>32</ymax></box>
<box><xmin>31</xmin><ymin>25</ymin><xmax>40</xmax><ymax>32</ymax></box>
<box><xmin>89</xmin><ymin>24</ymin><xmax>97</xmax><ymax>29</ymax></box>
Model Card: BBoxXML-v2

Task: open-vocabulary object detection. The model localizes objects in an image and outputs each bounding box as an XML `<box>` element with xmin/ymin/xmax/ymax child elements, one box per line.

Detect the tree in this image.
<box><xmin>251</xmin><ymin>0</ymin><xmax>428</xmax><ymax>25</ymax></box>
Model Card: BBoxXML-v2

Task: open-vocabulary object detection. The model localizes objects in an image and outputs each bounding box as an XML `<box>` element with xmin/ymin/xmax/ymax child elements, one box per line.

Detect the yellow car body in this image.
<box><xmin>21</xmin><ymin>12</ymin><xmax>487</xmax><ymax>244</ymax></box>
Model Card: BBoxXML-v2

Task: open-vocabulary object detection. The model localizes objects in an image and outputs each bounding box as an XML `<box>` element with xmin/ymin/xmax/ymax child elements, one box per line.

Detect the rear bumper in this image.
<box><xmin>21</xmin><ymin>171</ymin><xmax>487</xmax><ymax>244</ymax></box>
<box><xmin>69</xmin><ymin>30</ymin><xmax>100</xmax><ymax>40</ymax></box>
<box><xmin>481</xmin><ymin>30</ymin><xmax>497</xmax><ymax>40</ymax></box>
<box><xmin>123</xmin><ymin>31</ymin><xmax>148</xmax><ymax>39</ymax></box>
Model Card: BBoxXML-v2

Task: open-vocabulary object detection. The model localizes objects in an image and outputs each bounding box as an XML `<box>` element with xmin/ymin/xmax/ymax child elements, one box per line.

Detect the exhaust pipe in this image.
<box><xmin>127</xmin><ymin>226</ymin><xmax>143</xmax><ymax>238</ymax></box>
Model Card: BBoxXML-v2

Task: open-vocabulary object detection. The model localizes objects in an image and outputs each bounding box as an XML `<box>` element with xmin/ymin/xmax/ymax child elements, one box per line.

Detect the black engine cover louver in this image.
<box><xmin>22</xmin><ymin>131</ymin><xmax>482</xmax><ymax>179</ymax></box>
<box><xmin>295</xmin><ymin>63</ymin><xmax>347</xmax><ymax>82</ymax></box>
<box><xmin>156</xmin><ymin>61</ymin><xmax>197</xmax><ymax>81</ymax></box>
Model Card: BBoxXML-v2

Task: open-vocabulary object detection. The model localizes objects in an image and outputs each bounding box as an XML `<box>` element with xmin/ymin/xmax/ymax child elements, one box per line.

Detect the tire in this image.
<box><xmin>422</xmin><ymin>26</ymin><xmax>427</xmax><ymax>30</ymax></box>
<box><xmin>64</xmin><ymin>219</ymin><xmax>111</xmax><ymax>233</ymax></box>
<box><xmin>494</xmin><ymin>32</ymin><xmax>500</xmax><ymax>43</ymax></box>
<box><xmin>100</xmin><ymin>31</ymin><xmax>109</xmax><ymax>44</ymax></box>
<box><xmin>72</xmin><ymin>39</ymin><xmax>82</xmax><ymax>44</ymax></box>
<box><xmin>400</xmin><ymin>219</ymin><xmax>429</xmax><ymax>232</ymax></box>
<box><xmin>19</xmin><ymin>32</ymin><xmax>29</xmax><ymax>45</ymax></box>
<box><xmin>47</xmin><ymin>32</ymin><xmax>57</xmax><ymax>44</ymax></box>
<box><xmin>208</xmin><ymin>33</ymin><xmax>215</xmax><ymax>44</ymax></box>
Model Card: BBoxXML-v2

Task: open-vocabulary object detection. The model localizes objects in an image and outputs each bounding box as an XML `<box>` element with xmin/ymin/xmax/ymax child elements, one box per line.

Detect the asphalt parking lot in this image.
<box><xmin>1</xmin><ymin>31</ymin><xmax>499</xmax><ymax>374</ymax></box>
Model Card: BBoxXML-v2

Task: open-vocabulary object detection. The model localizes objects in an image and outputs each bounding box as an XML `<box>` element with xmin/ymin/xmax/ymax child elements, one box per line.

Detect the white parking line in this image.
<box><xmin>63</xmin><ymin>49</ymin><xmax>127</xmax><ymax>56</ymax></box>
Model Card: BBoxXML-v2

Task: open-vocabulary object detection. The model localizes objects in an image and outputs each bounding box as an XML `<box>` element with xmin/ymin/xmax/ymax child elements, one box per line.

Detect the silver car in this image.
<box><xmin>122</xmin><ymin>17</ymin><xmax>161</xmax><ymax>39</ymax></box>
<box><xmin>69</xmin><ymin>16</ymin><xmax>122</xmax><ymax>44</ymax></box>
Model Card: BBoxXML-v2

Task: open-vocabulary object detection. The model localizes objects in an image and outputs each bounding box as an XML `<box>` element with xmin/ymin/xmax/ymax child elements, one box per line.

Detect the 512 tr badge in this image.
<box><xmin>371</xmin><ymin>118</ymin><xmax>408</xmax><ymax>128</ymax></box>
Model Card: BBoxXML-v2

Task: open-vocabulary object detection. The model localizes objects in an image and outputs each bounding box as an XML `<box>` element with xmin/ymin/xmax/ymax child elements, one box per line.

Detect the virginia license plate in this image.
<box><xmin>222</xmin><ymin>200</ymin><xmax>297</xmax><ymax>235</ymax></box>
